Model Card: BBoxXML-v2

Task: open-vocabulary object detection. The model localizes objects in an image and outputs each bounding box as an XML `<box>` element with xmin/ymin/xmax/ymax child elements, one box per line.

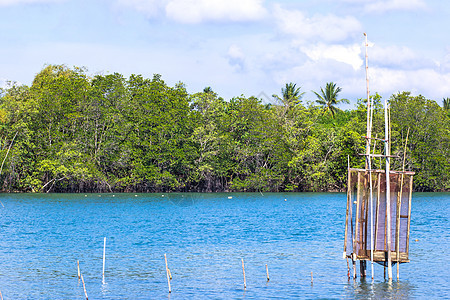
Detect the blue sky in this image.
<box><xmin>1</xmin><ymin>0</ymin><xmax>450</xmax><ymax>106</ymax></box>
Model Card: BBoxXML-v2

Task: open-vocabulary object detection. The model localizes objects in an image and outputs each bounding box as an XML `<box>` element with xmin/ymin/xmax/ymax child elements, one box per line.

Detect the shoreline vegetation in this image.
<box><xmin>0</xmin><ymin>65</ymin><xmax>448</xmax><ymax>193</ymax></box>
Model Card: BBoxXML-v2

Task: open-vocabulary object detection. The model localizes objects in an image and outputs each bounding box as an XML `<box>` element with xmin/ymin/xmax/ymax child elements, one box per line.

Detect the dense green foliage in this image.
<box><xmin>0</xmin><ymin>65</ymin><xmax>448</xmax><ymax>192</ymax></box>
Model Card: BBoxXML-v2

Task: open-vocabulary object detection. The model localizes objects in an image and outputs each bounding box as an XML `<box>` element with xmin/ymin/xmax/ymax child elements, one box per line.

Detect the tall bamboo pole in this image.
<box><xmin>396</xmin><ymin>174</ymin><xmax>402</xmax><ymax>279</ymax></box>
<box><xmin>364</xmin><ymin>33</ymin><xmax>371</xmax><ymax>146</ymax></box>
<box><xmin>344</xmin><ymin>167</ymin><xmax>352</xmax><ymax>259</ymax></box>
<box><xmin>384</xmin><ymin>97</ymin><xmax>393</xmax><ymax>280</ymax></box>
<box><xmin>363</xmin><ymin>32</ymin><xmax>375</xmax><ymax>279</ymax></box>
<box><xmin>367</xmin><ymin>158</ymin><xmax>374</xmax><ymax>279</ymax></box>
<box><xmin>406</xmin><ymin>175</ymin><xmax>413</xmax><ymax>257</ymax></box>
<box><xmin>353</xmin><ymin>172</ymin><xmax>361</xmax><ymax>278</ymax></box>
<box><xmin>396</xmin><ymin>128</ymin><xmax>410</xmax><ymax>280</ymax></box>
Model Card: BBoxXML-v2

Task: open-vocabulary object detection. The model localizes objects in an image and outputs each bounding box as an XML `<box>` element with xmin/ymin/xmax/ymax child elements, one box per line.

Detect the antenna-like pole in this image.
<box><xmin>364</xmin><ymin>33</ymin><xmax>375</xmax><ymax>280</ymax></box>
<box><xmin>364</xmin><ymin>33</ymin><xmax>371</xmax><ymax>151</ymax></box>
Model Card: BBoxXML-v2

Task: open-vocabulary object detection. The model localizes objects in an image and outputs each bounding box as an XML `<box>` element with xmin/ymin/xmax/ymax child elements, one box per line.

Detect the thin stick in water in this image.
<box><xmin>164</xmin><ymin>254</ymin><xmax>171</xmax><ymax>293</ymax></box>
<box><xmin>241</xmin><ymin>258</ymin><xmax>246</xmax><ymax>290</ymax></box>
<box><xmin>0</xmin><ymin>289</ymin><xmax>3</xmax><ymax>300</ymax></box>
<box><xmin>311</xmin><ymin>271</ymin><xmax>313</xmax><ymax>285</ymax></box>
<box><xmin>265</xmin><ymin>264</ymin><xmax>269</xmax><ymax>282</ymax></box>
<box><xmin>77</xmin><ymin>260</ymin><xmax>80</xmax><ymax>280</ymax></box>
<box><xmin>80</xmin><ymin>272</ymin><xmax>88</xmax><ymax>300</ymax></box>
<box><xmin>102</xmin><ymin>237</ymin><xmax>106</xmax><ymax>284</ymax></box>
<box><xmin>346</xmin><ymin>257</ymin><xmax>350</xmax><ymax>279</ymax></box>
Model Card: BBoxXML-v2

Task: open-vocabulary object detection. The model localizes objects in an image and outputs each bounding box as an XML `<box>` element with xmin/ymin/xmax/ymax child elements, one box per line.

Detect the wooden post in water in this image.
<box><xmin>0</xmin><ymin>289</ymin><xmax>3</xmax><ymax>300</ymax></box>
<box><xmin>347</xmin><ymin>257</ymin><xmax>350</xmax><ymax>279</ymax></box>
<box><xmin>406</xmin><ymin>176</ymin><xmax>413</xmax><ymax>258</ymax></box>
<box><xmin>375</xmin><ymin>173</ymin><xmax>381</xmax><ymax>251</ymax></box>
<box><xmin>102</xmin><ymin>237</ymin><xmax>106</xmax><ymax>284</ymax></box>
<box><xmin>80</xmin><ymin>272</ymin><xmax>88</xmax><ymax>300</ymax></box>
<box><xmin>384</xmin><ymin>97</ymin><xmax>393</xmax><ymax>280</ymax></box>
<box><xmin>77</xmin><ymin>260</ymin><xmax>80</xmax><ymax>280</ymax></box>
<box><xmin>164</xmin><ymin>254</ymin><xmax>171</xmax><ymax>293</ymax></box>
<box><xmin>348</xmin><ymin>169</ymin><xmax>355</xmax><ymax>279</ymax></box>
<box><xmin>265</xmin><ymin>264</ymin><xmax>269</xmax><ymax>282</ymax></box>
<box><xmin>396</xmin><ymin>128</ymin><xmax>410</xmax><ymax>280</ymax></box>
<box><xmin>241</xmin><ymin>258</ymin><xmax>246</xmax><ymax>290</ymax></box>
<box><xmin>353</xmin><ymin>172</ymin><xmax>361</xmax><ymax>278</ymax></box>
<box><xmin>344</xmin><ymin>167</ymin><xmax>351</xmax><ymax>259</ymax></box>
<box><xmin>367</xmin><ymin>160</ymin><xmax>375</xmax><ymax>280</ymax></box>
<box><xmin>363</xmin><ymin>32</ymin><xmax>376</xmax><ymax>280</ymax></box>
<box><xmin>311</xmin><ymin>271</ymin><xmax>313</xmax><ymax>285</ymax></box>
<box><xmin>396</xmin><ymin>176</ymin><xmax>402</xmax><ymax>281</ymax></box>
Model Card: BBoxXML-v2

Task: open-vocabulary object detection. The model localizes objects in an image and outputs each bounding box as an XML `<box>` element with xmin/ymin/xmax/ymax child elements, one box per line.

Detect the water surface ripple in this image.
<box><xmin>0</xmin><ymin>192</ymin><xmax>448</xmax><ymax>299</ymax></box>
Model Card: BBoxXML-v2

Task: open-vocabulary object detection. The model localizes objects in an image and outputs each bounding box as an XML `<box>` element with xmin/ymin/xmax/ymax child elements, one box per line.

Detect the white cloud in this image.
<box><xmin>439</xmin><ymin>50</ymin><xmax>450</xmax><ymax>73</ymax></box>
<box><xmin>371</xmin><ymin>67</ymin><xmax>450</xmax><ymax>99</ymax></box>
<box><xmin>226</xmin><ymin>44</ymin><xmax>245</xmax><ymax>70</ymax></box>
<box><xmin>115</xmin><ymin>0</ymin><xmax>267</xmax><ymax>23</ymax></box>
<box><xmin>273</xmin><ymin>5</ymin><xmax>362</xmax><ymax>43</ymax></box>
<box><xmin>0</xmin><ymin>0</ymin><xmax>63</xmax><ymax>5</ymax></box>
<box><xmin>370</xmin><ymin>45</ymin><xmax>436</xmax><ymax>70</ymax></box>
<box><xmin>301</xmin><ymin>43</ymin><xmax>363</xmax><ymax>70</ymax></box>
<box><xmin>166</xmin><ymin>0</ymin><xmax>267</xmax><ymax>23</ymax></box>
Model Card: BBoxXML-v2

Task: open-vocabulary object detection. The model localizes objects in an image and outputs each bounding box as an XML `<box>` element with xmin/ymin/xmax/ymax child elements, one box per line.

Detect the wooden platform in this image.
<box><xmin>347</xmin><ymin>251</ymin><xmax>410</xmax><ymax>263</ymax></box>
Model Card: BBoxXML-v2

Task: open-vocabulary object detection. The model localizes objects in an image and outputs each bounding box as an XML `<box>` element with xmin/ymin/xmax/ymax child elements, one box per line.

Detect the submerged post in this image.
<box><xmin>266</xmin><ymin>264</ymin><xmax>270</xmax><ymax>282</ymax></box>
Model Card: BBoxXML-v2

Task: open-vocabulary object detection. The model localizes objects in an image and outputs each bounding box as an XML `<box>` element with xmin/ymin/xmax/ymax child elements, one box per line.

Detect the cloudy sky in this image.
<box><xmin>1</xmin><ymin>0</ymin><xmax>450</xmax><ymax>106</ymax></box>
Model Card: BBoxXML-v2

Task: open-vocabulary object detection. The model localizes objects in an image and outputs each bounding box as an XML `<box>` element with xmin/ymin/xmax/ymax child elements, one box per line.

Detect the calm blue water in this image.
<box><xmin>0</xmin><ymin>192</ymin><xmax>448</xmax><ymax>299</ymax></box>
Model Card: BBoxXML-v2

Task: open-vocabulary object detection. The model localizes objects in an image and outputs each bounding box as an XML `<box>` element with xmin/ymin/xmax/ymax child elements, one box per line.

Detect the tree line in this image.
<box><xmin>0</xmin><ymin>65</ymin><xmax>448</xmax><ymax>193</ymax></box>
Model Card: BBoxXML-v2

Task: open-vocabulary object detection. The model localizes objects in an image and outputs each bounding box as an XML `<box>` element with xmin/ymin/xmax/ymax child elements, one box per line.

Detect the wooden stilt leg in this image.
<box><xmin>360</xmin><ymin>260</ymin><xmax>366</xmax><ymax>278</ymax></box>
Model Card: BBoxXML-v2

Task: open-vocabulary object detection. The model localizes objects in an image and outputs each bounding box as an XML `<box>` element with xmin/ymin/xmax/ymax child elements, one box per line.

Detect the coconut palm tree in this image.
<box><xmin>314</xmin><ymin>82</ymin><xmax>349</xmax><ymax>118</ymax></box>
<box><xmin>272</xmin><ymin>83</ymin><xmax>305</xmax><ymax>108</ymax></box>
<box><xmin>443</xmin><ymin>97</ymin><xmax>450</xmax><ymax>110</ymax></box>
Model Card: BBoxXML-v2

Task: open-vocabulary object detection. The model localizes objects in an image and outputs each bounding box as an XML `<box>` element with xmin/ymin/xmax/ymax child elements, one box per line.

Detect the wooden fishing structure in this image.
<box><xmin>343</xmin><ymin>33</ymin><xmax>414</xmax><ymax>280</ymax></box>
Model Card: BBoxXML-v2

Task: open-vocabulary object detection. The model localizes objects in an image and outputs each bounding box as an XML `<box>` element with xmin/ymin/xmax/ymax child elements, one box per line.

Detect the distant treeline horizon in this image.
<box><xmin>0</xmin><ymin>64</ymin><xmax>448</xmax><ymax>193</ymax></box>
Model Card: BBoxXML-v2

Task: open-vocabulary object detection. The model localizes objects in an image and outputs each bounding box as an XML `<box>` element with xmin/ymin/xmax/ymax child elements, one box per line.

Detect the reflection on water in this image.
<box><xmin>345</xmin><ymin>279</ymin><xmax>415</xmax><ymax>299</ymax></box>
<box><xmin>0</xmin><ymin>192</ymin><xmax>448</xmax><ymax>299</ymax></box>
